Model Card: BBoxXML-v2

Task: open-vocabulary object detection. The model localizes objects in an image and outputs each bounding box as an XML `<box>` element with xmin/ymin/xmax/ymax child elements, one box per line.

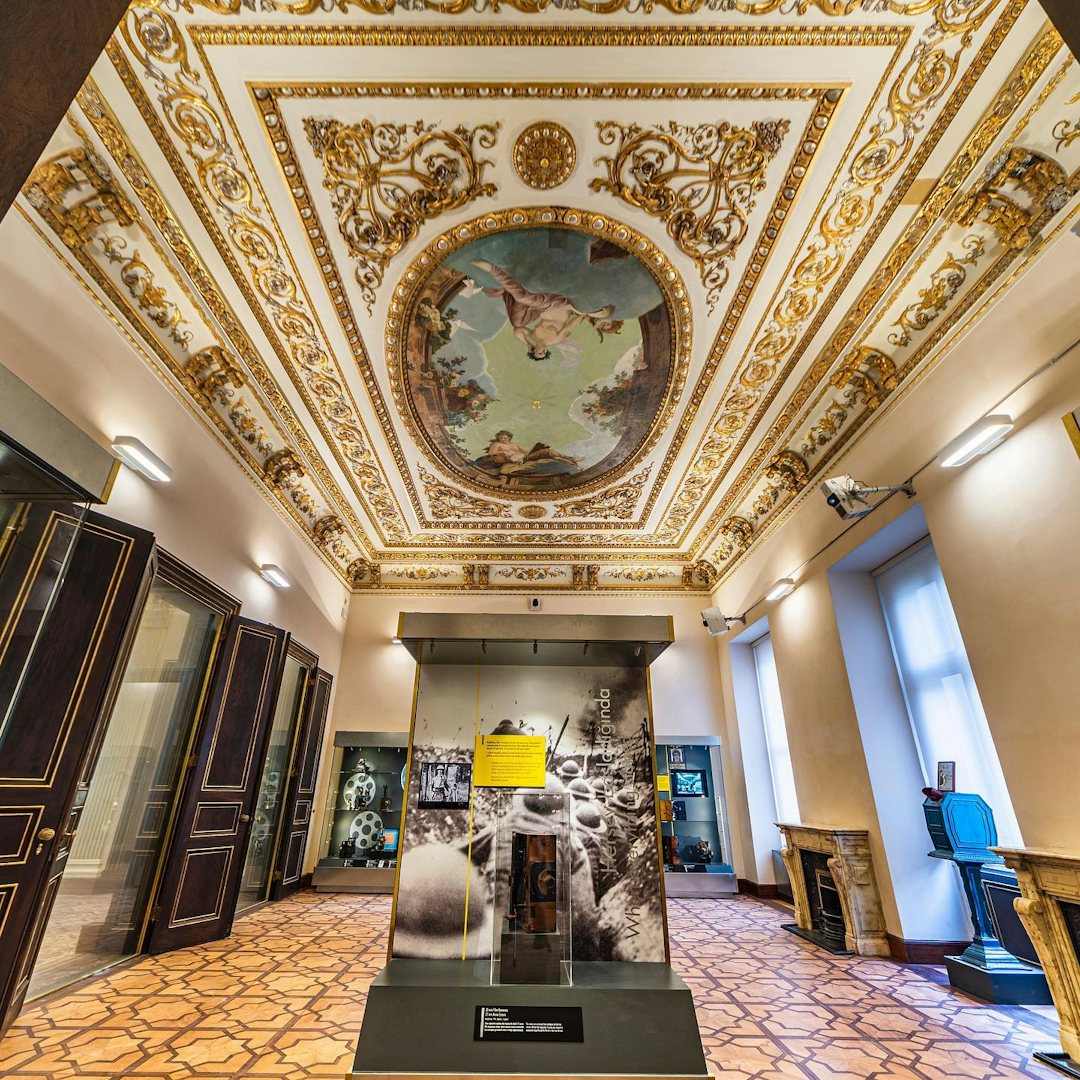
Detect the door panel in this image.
<box><xmin>270</xmin><ymin>669</ymin><xmax>333</xmax><ymax>900</ymax></box>
<box><xmin>0</xmin><ymin>510</ymin><xmax>154</xmax><ymax>1032</ymax></box>
<box><xmin>146</xmin><ymin>618</ymin><xmax>287</xmax><ymax>954</ymax></box>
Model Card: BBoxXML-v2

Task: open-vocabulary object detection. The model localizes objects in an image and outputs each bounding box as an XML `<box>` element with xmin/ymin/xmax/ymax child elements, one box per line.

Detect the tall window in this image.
<box><xmin>751</xmin><ymin>634</ymin><xmax>800</xmax><ymax>824</ymax></box>
<box><xmin>875</xmin><ymin>539</ymin><xmax>1021</xmax><ymax>843</ymax></box>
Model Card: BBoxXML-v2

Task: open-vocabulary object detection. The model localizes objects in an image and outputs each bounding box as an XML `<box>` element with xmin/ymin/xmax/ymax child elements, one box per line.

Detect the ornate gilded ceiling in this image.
<box><xmin>16</xmin><ymin>0</ymin><xmax>1080</xmax><ymax>592</ymax></box>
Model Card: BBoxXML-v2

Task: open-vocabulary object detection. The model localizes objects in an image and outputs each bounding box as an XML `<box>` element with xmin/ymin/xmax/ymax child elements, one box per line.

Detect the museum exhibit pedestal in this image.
<box><xmin>663</xmin><ymin>868</ymin><xmax>738</xmax><ymax>898</ymax></box>
<box><xmin>350</xmin><ymin>959</ymin><xmax>709</xmax><ymax>1079</ymax></box>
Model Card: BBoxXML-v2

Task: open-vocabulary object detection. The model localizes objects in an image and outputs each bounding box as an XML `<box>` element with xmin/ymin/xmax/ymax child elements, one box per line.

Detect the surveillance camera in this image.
<box><xmin>820</xmin><ymin>476</ymin><xmax>874</xmax><ymax>520</ymax></box>
<box><xmin>701</xmin><ymin>606</ymin><xmax>742</xmax><ymax>637</ymax></box>
<box><xmin>821</xmin><ymin>475</ymin><xmax>916</xmax><ymax>520</ymax></box>
<box><xmin>529</xmin><ymin>597</ymin><xmax>542</xmax><ymax>611</ymax></box>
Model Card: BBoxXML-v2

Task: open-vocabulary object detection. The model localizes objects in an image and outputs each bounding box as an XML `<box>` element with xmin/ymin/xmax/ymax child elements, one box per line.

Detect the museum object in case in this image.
<box><xmin>657</xmin><ymin>738</ymin><xmax>736</xmax><ymax>897</ymax></box>
<box><xmin>491</xmin><ymin>792</ymin><xmax>572</xmax><ymax>986</ymax></box>
<box><xmin>313</xmin><ymin>731</ymin><xmax>408</xmax><ymax>894</ymax></box>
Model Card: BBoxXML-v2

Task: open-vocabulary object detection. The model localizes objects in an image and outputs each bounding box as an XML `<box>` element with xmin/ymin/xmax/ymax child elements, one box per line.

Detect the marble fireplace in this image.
<box><xmin>778</xmin><ymin>823</ymin><xmax>890</xmax><ymax>958</ymax></box>
<box><xmin>997</xmin><ymin>847</ymin><xmax>1080</xmax><ymax>1076</ymax></box>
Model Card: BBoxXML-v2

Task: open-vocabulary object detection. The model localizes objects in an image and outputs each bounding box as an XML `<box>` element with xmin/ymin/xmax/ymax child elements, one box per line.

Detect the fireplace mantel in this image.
<box><xmin>777</xmin><ymin>823</ymin><xmax>890</xmax><ymax>957</ymax></box>
<box><xmin>995</xmin><ymin>846</ymin><xmax>1080</xmax><ymax>1071</ymax></box>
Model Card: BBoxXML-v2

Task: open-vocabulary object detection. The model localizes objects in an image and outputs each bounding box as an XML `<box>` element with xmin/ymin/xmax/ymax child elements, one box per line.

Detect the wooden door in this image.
<box><xmin>0</xmin><ymin>509</ymin><xmax>154</xmax><ymax>1031</ymax></box>
<box><xmin>270</xmin><ymin>669</ymin><xmax>333</xmax><ymax>900</ymax></box>
<box><xmin>146</xmin><ymin>618</ymin><xmax>287</xmax><ymax>953</ymax></box>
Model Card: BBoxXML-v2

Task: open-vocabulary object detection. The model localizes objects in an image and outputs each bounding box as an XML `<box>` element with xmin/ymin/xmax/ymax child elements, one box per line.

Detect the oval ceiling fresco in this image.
<box><xmin>394</xmin><ymin>212</ymin><xmax>686</xmax><ymax>498</ymax></box>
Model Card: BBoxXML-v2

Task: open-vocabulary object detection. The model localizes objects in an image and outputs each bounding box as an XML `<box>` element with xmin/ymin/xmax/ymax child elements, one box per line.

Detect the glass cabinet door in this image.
<box><xmin>27</xmin><ymin>577</ymin><xmax>222</xmax><ymax>998</ymax></box>
<box><xmin>235</xmin><ymin>652</ymin><xmax>310</xmax><ymax>913</ymax></box>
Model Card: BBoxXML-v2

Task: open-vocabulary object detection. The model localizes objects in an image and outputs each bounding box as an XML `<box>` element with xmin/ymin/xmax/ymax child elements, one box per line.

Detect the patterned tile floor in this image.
<box><xmin>0</xmin><ymin>891</ymin><xmax>1064</xmax><ymax>1079</ymax></box>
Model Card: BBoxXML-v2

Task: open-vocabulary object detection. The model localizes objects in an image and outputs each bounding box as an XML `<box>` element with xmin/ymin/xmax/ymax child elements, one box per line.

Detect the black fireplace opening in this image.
<box><xmin>781</xmin><ymin>848</ymin><xmax>851</xmax><ymax>954</ymax></box>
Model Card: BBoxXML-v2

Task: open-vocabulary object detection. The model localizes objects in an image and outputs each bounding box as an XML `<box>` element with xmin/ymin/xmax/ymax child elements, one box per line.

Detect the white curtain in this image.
<box><xmin>751</xmin><ymin>634</ymin><xmax>801</xmax><ymax>825</ymax></box>
<box><xmin>875</xmin><ymin>540</ymin><xmax>1022</xmax><ymax>845</ymax></box>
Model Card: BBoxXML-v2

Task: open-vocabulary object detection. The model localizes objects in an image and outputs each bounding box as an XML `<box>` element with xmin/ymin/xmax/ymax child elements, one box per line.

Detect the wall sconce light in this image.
<box><xmin>940</xmin><ymin>414</ymin><xmax>1014</xmax><ymax>468</ymax></box>
<box><xmin>111</xmin><ymin>436</ymin><xmax>172</xmax><ymax>482</ymax></box>
<box><xmin>258</xmin><ymin>563</ymin><xmax>290</xmax><ymax>589</ymax></box>
<box><xmin>391</xmin><ymin>636</ymin><xmax>402</xmax><ymax>645</ymax></box>
<box><xmin>766</xmin><ymin>577</ymin><xmax>797</xmax><ymax>601</ymax></box>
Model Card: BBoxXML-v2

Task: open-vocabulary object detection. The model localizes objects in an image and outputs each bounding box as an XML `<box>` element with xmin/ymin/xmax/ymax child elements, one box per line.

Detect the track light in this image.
<box><xmin>111</xmin><ymin>436</ymin><xmax>172</xmax><ymax>482</ymax></box>
<box><xmin>766</xmin><ymin>578</ymin><xmax>796</xmax><ymax>601</ymax></box>
<box><xmin>258</xmin><ymin>563</ymin><xmax>289</xmax><ymax>589</ymax></box>
<box><xmin>939</xmin><ymin>414</ymin><xmax>1014</xmax><ymax>467</ymax></box>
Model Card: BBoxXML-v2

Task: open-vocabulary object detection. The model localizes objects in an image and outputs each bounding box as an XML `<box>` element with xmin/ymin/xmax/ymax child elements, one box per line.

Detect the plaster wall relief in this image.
<box><xmin>12</xmin><ymin>0</ymin><xmax>1080</xmax><ymax>593</ymax></box>
<box><xmin>18</xmin><ymin>120</ymin><xmax>368</xmax><ymax>581</ymax></box>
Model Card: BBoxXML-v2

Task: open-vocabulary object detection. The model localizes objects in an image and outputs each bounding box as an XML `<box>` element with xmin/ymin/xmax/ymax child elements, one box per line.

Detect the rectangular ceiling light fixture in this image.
<box><xmin>259</xmin><ymin>563</ymin><xmax>290</xmax><ymax>588</ymax></box>
<box><xmin>111</xmin><ymin>436</ymin><xmax>172</xmax><ymax>482</ymax></box>
<box><xmin>939</xmin><ymin>414</ymin><xmax>1014</xmax><ymax>468</ymax></box>
<box><xmin>766</xmin><ymin>578</ymin><xmax>796</xmax><ymax>601</ymax></box>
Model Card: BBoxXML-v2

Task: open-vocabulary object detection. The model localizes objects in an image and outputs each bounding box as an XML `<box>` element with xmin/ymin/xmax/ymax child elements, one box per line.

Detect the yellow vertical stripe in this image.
<box><xmin>460</xmin><ymin>655</ymin><xmax>482</xmax><ymax>959</ymax></box>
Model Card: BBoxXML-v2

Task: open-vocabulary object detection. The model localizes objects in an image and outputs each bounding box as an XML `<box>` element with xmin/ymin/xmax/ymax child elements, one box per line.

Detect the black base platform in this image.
<box><xmin>351</xmin><ymin>958</ymin><xmax>708</xmax><ymax>1078</ymax></box>
<box><xmin>945</xmin><ymin>954</ymin><xmax>1053</xmax><ymax>1005</ymax></box>
<box><xmin>1034</xmin><ymin>1051</ymin><xmax>1080</xmax><ymax>1078</ymax></box>
<box><xmin>782</xmin><ymin>923</ymin><xmax>853</xmax><ymax>956</ymax></box>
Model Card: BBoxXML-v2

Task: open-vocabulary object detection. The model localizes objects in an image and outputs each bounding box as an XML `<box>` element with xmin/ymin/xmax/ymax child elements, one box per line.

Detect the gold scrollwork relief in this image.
<box><xmin>551</xmin><ymin>467</ymin><xmax>653</xmax><ymax>521</ymax></box>
<box><xmin>714</xmin><ymin>515</ymin><xmax>753</xmax><ymax>563</ymax></box>
<box><xmin>168</xmin><ymin>0</ymin><xmax>999</xmax><ymax>21</ymax></box>
<box><xmin>419</xmin><ymin>466</ymin><xmax>512</xmax><ymax>519</ymax></box>
<box><xmin>1053</xmin><ymin>91</ymin><xmax>1080</xmax><ymax>152</ymax></box>
<box><xmin>951</xmin><ymin>146</ymin><xmax>1074</xmax><ymax>251</ymax></box>
<box><xmin>603</xmin><ymin>566</ymin><xmax>680</xmax><ymax>582</ymax></box>
<box><xmin>828</xmin><ymin>347</ymin><xmax>897</xmax><ymax>412</ymax></box>
<box><xmin>304</xmin><ymin>117</ymin><xmax>498</xmax><ymax>312</ymax></box>
<box><xmin>888</xmin><ymin>234</ymin><xmax>984</xmax><ymax>348</ymax></box>
<box><xmin>592</xmin><ymin>120</ymin><xmax>788</xmax><ymax>310</ymax></box>
<box><xmin>493</xmin><ymin>566</ymin><xmax>565</xmax><ymax>581</ymax></box>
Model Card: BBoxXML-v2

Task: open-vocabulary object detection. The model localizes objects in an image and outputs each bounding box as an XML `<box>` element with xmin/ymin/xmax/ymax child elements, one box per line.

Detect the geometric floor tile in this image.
<box><xmin>0</xmin><ymin>892</ymin><xmax>1064</xmax><ymax>1079</ymax></box>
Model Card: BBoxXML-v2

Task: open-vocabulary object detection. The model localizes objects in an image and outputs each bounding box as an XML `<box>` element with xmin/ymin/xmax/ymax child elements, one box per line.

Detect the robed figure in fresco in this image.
<box><xmin>470</xmin><ymin>259</ymin><xmax>622</xmax><ymax>362</ymax></box>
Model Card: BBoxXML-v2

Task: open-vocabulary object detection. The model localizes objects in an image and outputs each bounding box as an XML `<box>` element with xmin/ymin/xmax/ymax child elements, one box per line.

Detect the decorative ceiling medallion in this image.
<box><xmin>513</xmin><ymin>122</ymin><xmax>576</xmax><ymax>191</ymax></box>
<box><xmin>304</xmin><ymin>117</ymin><xmax>498</xmax><ymax>312</ymax></box>
<box><xmin>592</xmin><ymin>119</ymin><xmax>789</xmax><ymax>309</ymax></box>
<box><xmin>518</xmin><ymin>505</ymin><xmax>548</xmax><ymax>519</ymax></box>
<box><xmin>388</xmin><ymin>206</ymin><xmax>690</xmax><ymax>502</ymax></box>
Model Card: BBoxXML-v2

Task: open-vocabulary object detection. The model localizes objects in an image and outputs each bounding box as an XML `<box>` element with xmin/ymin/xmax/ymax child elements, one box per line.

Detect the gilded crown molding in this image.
<box><xmin>111</xmin><ymin>6</ymin><xmax>410</xmax><ymax>546</ymax></box>
<box><xmin>661</xmin><ymin>0</ymin><xmax>1007</xmax><ymax>551</ymax></box>
<box><xmin>19</xmin><ymin>131</ymin><xmax>368</xmax><ymax>583</ymax></box>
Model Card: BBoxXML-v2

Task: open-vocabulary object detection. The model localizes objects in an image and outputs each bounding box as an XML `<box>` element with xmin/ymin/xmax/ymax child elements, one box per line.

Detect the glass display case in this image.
<box><xmin>657</xmin><ymin>738</ymin><xmax>737</xmax><ymax>897</ymax></box>
<box><xmin>313</xmin><ymin>731</ymin><xmax>408</xmax><ymax>893</ymax></box>
<box><xmin>490</xmin><ymin>791</ymin><xmax>572</xmax><ymax>986</ymax></box>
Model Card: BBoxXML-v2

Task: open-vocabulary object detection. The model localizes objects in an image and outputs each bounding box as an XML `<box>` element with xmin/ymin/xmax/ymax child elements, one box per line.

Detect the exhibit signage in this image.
<box><xmin>474</xmin><ymin>1005</ymin><xmax>584</xmax><ymax>1042</ymax></box>
<box><xmin>473</xmin><ymin>734</ymin><xmax>547</xmax><ymax>788</ymax></box>
<box><xmin>656</xmin><ymin>774</ymin><xmax>670</xmax><ymax>792</ymax></box>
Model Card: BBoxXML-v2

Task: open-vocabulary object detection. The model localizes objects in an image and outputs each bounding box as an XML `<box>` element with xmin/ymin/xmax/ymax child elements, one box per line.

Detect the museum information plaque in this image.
<box><xmin>474</xmin><ymin>1005</ymin><xmax>584</xmax><ymax>1042</ymax></box>
<box><xmin>472</xmin><ymin>734</ymin><xmax>547</xmax><ymax>788</ymax></box>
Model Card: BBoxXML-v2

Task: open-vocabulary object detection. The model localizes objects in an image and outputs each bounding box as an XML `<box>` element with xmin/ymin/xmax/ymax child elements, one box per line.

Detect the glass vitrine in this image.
<box><xmin>657</xmin><ymin>738</ymin><xmax>736</xmax><ymax>896</ymax></box>
<box><xmin>314</xmin><ymin>731</ymin><xmax>408</xmax><ymax>892</ymax></box>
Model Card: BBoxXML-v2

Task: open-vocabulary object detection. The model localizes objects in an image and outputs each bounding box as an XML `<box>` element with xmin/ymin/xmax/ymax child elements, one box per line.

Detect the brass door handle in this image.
<box><xmin>37</xmin><ymin>828</ymin><xmax>56</xmax><ymax>842</ymax></box>
<box><xmin>240</xmin><ymin>814</ymin><xmax>251</xmax><ymax>823</ymax></box>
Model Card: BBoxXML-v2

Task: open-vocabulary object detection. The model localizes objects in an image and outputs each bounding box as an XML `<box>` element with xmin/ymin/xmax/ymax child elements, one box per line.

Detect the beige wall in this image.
<box><xmin>0</xmin><ymin>212</ymin><xmax>350</xmax><ymax>671</ymax></box>
<box><xmin>712</xmin><ymin>226</ymin><xmax>1080</xmax><ymax>938</ymax></box>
